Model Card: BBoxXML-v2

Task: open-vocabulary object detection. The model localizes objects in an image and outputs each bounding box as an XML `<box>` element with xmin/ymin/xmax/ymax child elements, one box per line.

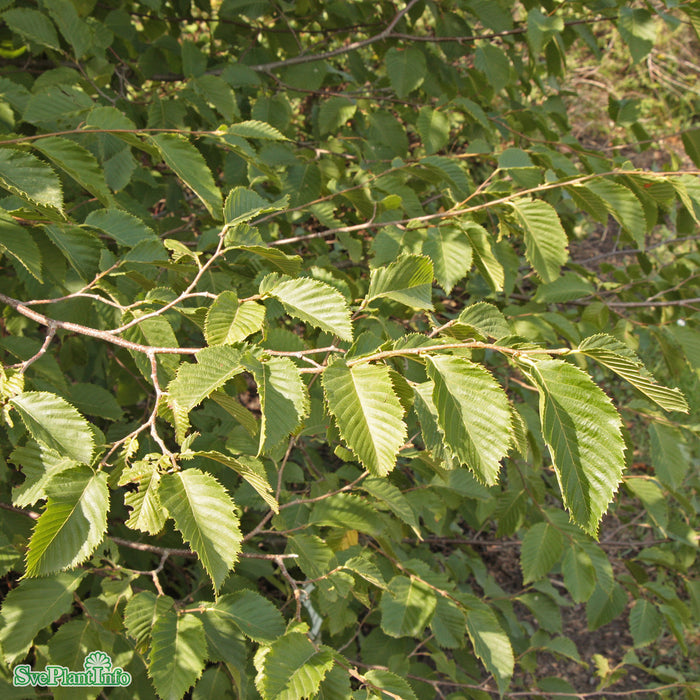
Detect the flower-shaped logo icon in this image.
<box><xmin>83</xmin><ymin>651</ymin><xmax>112</xmax><ymax>672</ymax></box>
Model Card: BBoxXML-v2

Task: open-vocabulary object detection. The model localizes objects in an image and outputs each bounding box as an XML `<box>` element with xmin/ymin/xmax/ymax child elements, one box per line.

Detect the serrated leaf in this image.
<box><xmin>322</xmin><ymin>359</ymin><xmax>406</xmax><ymax>476</ymax></box>
<box><xmin>10</xmin><ymin>440</ymin><xmax>77</xmax><ymax>507</ymax></box>
<box><xmin>583</xmin><ymin>179</ymin><xmax>646</xmax><ymax>246</ymax></box>
<box><xmin>32</xmin><ymin>136</ymin><xmax>113</xmax><ymax>205</ymax></box>
<box><xmin>196</xmin><ymin>609</ymin><xmax>247</xmax><ymax>668</ymax></box>
<box><xmin>318</xmin><ymin>96</ymin><xmax>356</xmax><ymax>135</ymax></box>
<box><xmin>84</xmin><ymin>208</ymin><xmax>158</xmax><ymax>248</ymax></box>
<box><xmin>264</xmin><ymin>275</ymin><xmax>353</xmax><ymax>341</ymax></box>
<box><xmin>617</xmin><ymin>7</ymin><xmax>655</xmax><ymax>63</ymax></box>
<box><xmin>124</xmin><ymin>592</ymin><xmax>174</xmax><ymax>653</ymax></box>
<box><xmin>531</xmin><ymin>359</ymin><xmax>626</xmax><ymax>536</ymax></box>
<box><xmin>422</xmin><ymin>226</ymin><xmax>471</xmax><ymax>294</ymax></box>
<box><xmin>629</xmin><ymin>599</ymin><xmax>662</xmax><ymax>647</ymax></box>
<box><xmin>310</xmin><ymin>493</ymin><xmax>384</xmax><ymax>533</ymax></box>
<box><xmin>287</xmin><ymin>533</ymin><xmax>334</xmax><ymax>579</ymax></box>
<box><xmin>576</xmin><ymin>334</ymin><xmax>688</xmax><ymax>413</ymax></box>
<box><xmin>430</xmin><ymin>596</ymin><xmax>467</xmax><ymax>649</ymax></box>
<box><xmin>385</xmin><ymin>46</ymin><xmax>426</xmax><ymax>98</ymax></box>
<box><xmin>456</xmin><ymin>302</ymin><xmax>511</xmax><ymax>340</ymax></box>
<box><xmin>67</xmin><ymin>382</ymin><xmax>123</xmax><ymax>421</ymax></box>
<box><xmin>224</xmin><ymin>187</ymin><xmax>288</xmax><ymax>226</ymax></box>
<box><xmin>2</xmin><ymin>8</ymin><xmax>61</xmax><ymax>50</ymax></box>
<box><xmin>681</xmin><ymin>128</ymin><xmax>700</xmax><ymax>169</ymax></box>
<box><xmin>258</xmin><ymin>633</ymin><xmax>334</xmax><ymax>700</ymax></box>
<box><xmin>120</xmin><ymin>460</ymin><xmax>166</xmax><ymax>534</ymax></box>
<box><xmin>510</xmin><ymin>199</ymin><xmax>568</xmax><ymax>283</ymax></box>
<box><xmin>43</xmin><ymin>223</ymin><xmax>103</xmax><ymax>281</ymax></box>
<box><xmin>150</xmin><ymin>133</ymin><xmax>222</xmax><ymax>219</ymax></box>
<box><xmin>205</xmin><ymin>291</ymin><xmax>265</xmax><ymax>345</ymax></box>
<box><xmin>25</xmin><ymin>467</ymin><xmax>108</xmax><ymax>577</ymax></box>
<box><xmin>457</xmin><ymin>220</ymin><xmax>504</xmax><ymax>291</ymax></box>
<box><xmin>185</xmin><ymin>450</ymin><xmax>278</xmax><ymax>512</ymax></box>
<box><xmin>426</xmin><ymin>355</ymin><xmax>512</xmax><ymax>485</ymax></box>
<box><xmin>168</xmin><ymin>345</ymin><xmax>244</xmax><ymax>413</ymax></box>
<box><xmin>205</xmin><ymin>590</ymin><xmax>285</xmax><ymax>644</ymax></box>
<box><xmin>364</xmin><ymin>669</ymin><xmax>418</xmax><ymax>700</ymax></box>
<box><xmin>0</xmin><ymin>148</ymin><xmax>63</xmax><ymax>212</ymax></box>
<box><xmin>0</xmin><ymin>571</ymin><xmax>84</xmax><ymax>664</ymax></box>
<box><xmin>43</xmin><ymin>0</ymin><xmax>92</xmax><ymax>59</ymax></box>
<box><xmin>247</xmin><ymin>356</ymin><xmax>309</xmax><ymax>454</ymax></box>
<box><xmin>465</xmin><ymin>606</ymin><xmax>514</xmax><ymax>694</ymax></box>
<box><xmin>0</xmin><ymin>214</ymin><xmax>42</xmax><ymax>281</ymax></box>
<box><xmin>562</xmin><ymin>546</ymin><xmax>596</xmax><ymax>603</ymax></box>
<box><xmin>10</xmin><ymin>391</ymin><xmax>94</xmax><ymax>464</ymax></box>
<box><xmin>149</xmin><ymin>609</ymin><xmax>207</xmax><ymax>700</ymax></box>
<box><xmin>362</xmin><ymin>478</ymin><xmax>420</xmax><ymax>537</ymax></box>
<box><xmin>211</xmin><ymin>390</ymin><xmax>258</xmax><ymax>435</ymax></box>
<box><xmin>227</xmin><ymin>119</ymin><xmax>287</xmax><ymax>140</ymax></box>
<box><xmin>417</xmin><ymin>106</ymin><xmax>450</xmax><ymax>155</ymax></box>
<box><xmin>367</xmin><ymin>254</ymin><xmax>434</xmax><ymax>309</ymax></box>
<box><xmin>380</xmin><ymin>575</ymin><xmax>437</xmax><ymax>637</ymax></box>
<box><xmin>521</xmin><ymin>521</ymin><xmax>564</xmax><ymax>584</ymax></box>
<box><xmin>159</xmin><ymin>468</ymin><xmax>241</xmax><ymax>592</ymax></box>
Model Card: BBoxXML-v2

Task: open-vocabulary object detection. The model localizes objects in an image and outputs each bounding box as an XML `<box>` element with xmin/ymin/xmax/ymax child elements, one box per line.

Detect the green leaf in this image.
<box><xmin>629</xmin><ymin>599</ymin><xmax>662</xmax><ymax>647</ymax></box>
<box><xmin>426</xmin><ymin>355</ymin><xmax>512</xmax><ymax>485</ymax></box>
<box><xmin>263</xmin><ymin>275</ymin><xmax>353</xmax><ymax>341</ymax></box>
<box><xmin>224</xmin><ymin>187</ymin><xmax>288</xmax><ymax>226</ymax></box>
<box><xmin>417</xmin><ymin>107</ymin><xmax>450</xmax><ymax>155</ymax></box>
<box><xmin>66</xmin><ymin>382</ymin><xmax>123</xmax><ymax>421</ymax></box>
<box><xmin>364</xmin><ymin>669</ymin><xmax>418</xmax><ymax>700</ymax></box>
<box><xmin>367</xmin><ymin>254</ymin><xmax>434</xmax><ymax>310</ymax></box>
<box><xmin>84</xmin><ymin>208</ymin><xmax>159</xmax><ymax>248</ymax></box>
<box><xmin>509</xmin><ymin>199</ymin><xmax>568</xmax><ymax>283</ymax></box>
<box><xmin>168</xmin><ymin>345</ymin><xmax>244</xmax><ymax>412</ymax></box>
<box><xmin>430</xmin><ymin>596</ymin><xmax>467</xmax><ymax>649</ymax></box>
<box><xmin>43</xmin><ymin>223</ymin><xmax>103</xmax><ymax>281</ymax></box>
<box><xmin>520</xmin><ymin>522</ymin><xmax>564</xmax><ymax>584</ymax></box>
<box><xmin>456</xmin><ymin>302</ymin><xmax>511</xmax><ymax>340</ymax></box>
<box><xmin>380</xmin><ymin>575</ymin><xmax>437</xmax><ymax>637</ymax></box>
<box><xmin>475</xmin><ymin>42</ymin><xmax>511</xmax><ymax>92</ymax></box>
<box><xmin>257</xmin><ymin>632</ymin><xmax>334</xmax><ymax>700</ymax></box>
<box><xmin>196</xmin><ymin>608</ymin><xmax>247</xmax><ymax>668</ymax></box>
<box><xmin>310</xmin><ymin>493</ymin><xmax>384</xmax><ymax>533</ymax></box>
<box><xmin>205</xmin><ymin>291</ymin><xmax>265</xmax><ymax>345</ymax></box>
<box><xmin>362</xmin><ymin>477</ymin><xmax>420</xmax><ymax>537</ymax></box>
<box><xmin>681</xmin><ymin>128</ymin><xmax>700</xmax><ymax>169</ymax></box>
<box><xmin>617</xmin><ymin>8</ymin><xmax>655</xmax><ymax>63</ymax></box>
<box><xmin>562</xmin><ymin>546</ymin><xmax>596</xmax><ymax>603</ymax></box>
<box><xmin>649</xmin><ymin>422</ymin><xmax>690</xmax><ymax>489</ymax></box>
<box><xmin>159</xmin><ymin>468</ymin><xmax>241</xmax><ymax>593</ymax></box>
<box><xmin>25</xmin><ymin>467</ymin><xmax>109</xmax><ymax>576</ymax></box>
<box><xmin>576</xmin><ymin>334</ymin><xmax>688</xmax><ymax>413</ymax></box>
<box><xmin>2</xmin><ymin>8</ymin><xmax>61</xmax><ymax>50</ymax></box>
<box><xmin>247</xmin><ymin>356</ymin><xmax>309</xmax><ymax>454</ymax></box>
<box><xmin>149</xmin><ymin>609</ymin><xmax>207</xmax><ymax>700</ymax></box>
<box><xmin>32</xmin><ymin>136</ymin><xmax>113</xmax><ymax>205</ymax></box>
<box><xmin>150</xmin><ymin>134</ymin><xmax>222</xmax><ymax>219</ymax></box>
<box><xmin>0</xmin><ymin>571</ymin><xmax>84</xmax><ymax>664</ymax></box>
<box><xmin>322</xmin><ymin>359</ymin><xmax>406</xmax><ymax>476</ymax></box>
<box><xmin>318</xmin><ymin>96</ymin><xmax>356</xmax><ymax>135</ymax></box>
<box><xmin>0</xmin><ymin>148</ymin><xmax>63</xmax><ymax>212</ymax></box>
<box><xmin>10</xmin><ymin>391</ymin><xmax>94</xmax><ymax>464</ymax></box>
<box><xmin>124</xmin><ymin>592</ymin><xmax>174</xmax><ymax>653</ymax></box>
<box><xmin>119</xmin><ymin>459</ymin><xmax>166</xmax><ymax>535</ymax></box>
<box><xmin>185</xmin><ymin>450</ymin><xmax>278</xmax><ymax>512</ymax></box>
<box><xmin>458</xmin><ymin>220</ymin><xmax>504</xmax><ymax>291</ymax></box>
<box><xmin>226</xmin><ymin>119</ymin><xmax>287</xmax><ymax>140</ymax></box>
<box><xmin>0</xmin><ymin>214</ymin><xmax>43</xmax><ymax>281</ymax></box>
<box><xmin>385</xmin><ymin>47</ymin><xmax>426</xmax><ymax>98</ymax></box>
<box><xmin>204</xmin><ymin>590</ymin><xmax>285</xmax><ymax>644</ymax></box>
<box><xmin>582</xmin><ymin>179</ymin><xmax>647</xmax><ymax>246</ymax></box>
<box><xmin>287</xmin><ymin>533</ymin><xmax>334</xmax><ymax>579</ymax></box>
<box><xmin>531</xmin><ymin>359</ymin><xmax>626</xmax><ymax>536</ymax></box>
<box><xmin>465</xmin><ymin>606</ymin><xmax>514</xmax><ymax>694</ymax></box>
<box><xmin>43</xmin><ymin>0</ymin><xmax>92</xmax><ymax>59</ymax></box>
<box><xmin>422</xmin><ymin>226</ymin><xmax>472</xmax><ymax>294</ymax></box>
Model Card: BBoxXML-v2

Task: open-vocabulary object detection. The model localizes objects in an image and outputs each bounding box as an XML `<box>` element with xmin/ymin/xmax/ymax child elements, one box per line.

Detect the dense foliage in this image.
<box><xmin>0</xmin><ymin>0</ymin><xmax>699</xmax><ymax>697</ymax></box>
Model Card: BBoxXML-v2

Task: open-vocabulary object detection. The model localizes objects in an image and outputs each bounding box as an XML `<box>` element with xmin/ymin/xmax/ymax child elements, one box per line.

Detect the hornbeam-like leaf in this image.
<box><xmin>226</xmin><ymin>119</ymin><xmax>288</xmax><ymax>140</ymax></box>
<box><xmin>25</xmin><ymin>467</ymin><xmax>109</xmax><ymax>577</ymax></box>
<box><xmin>0</xmin><ymin>571</ymin><xmax>84</xmax><ymax>664</ymax></box>
<box><xmin>201</xmin><ymin>590</ymin><xmax>285</xmax><ymax>644</ymax></box>
<box><xmin>509</xmin><ymin>198</ymin><xmax>568</xmax><ymax>283</ymax></box>
<box><xmin>465</xmin><ymin>606</ymin><xmax>514</xmax><ymax>694</ymax></box>
<box><xmin>10</xmin><ymin>391</ymin><xmax>94</xmax><ymax>464</ymax></box>
<box><xmin>0</xmin><ymin>214</ymin><xmax>43</xmax><ymax>281</ymax></box>
<box><xmin>224</xmin><ymin>186</ymin><xmax>288</xmax><ymax>226</ymax></box>
<box><xmin>119</xmin><ymin>459</ymin><xmax>166</xmax><ymax>534</ymax></box>
<box><xmin>148</xmin><ymin>609</ymin><xmax>207</xmax><ymax>700</ymax></box>
<box><xmin>457</xmin><ymin>220</ymin><xmax>504</xmax><ymax>291</ymax></box>
<box><xmin>322</xmin><ymin>359</ymin><xmax>406</xmax><ymax>476</ymax></box>
<box><xmin>422</xmin><ymin>225</ymin><xmax>472</xmax><ymax>294</ymax></box>
<box><xmin>150</xmin><ymin>134</ymin><xmax>222</xmax><ymax>219</ymax></box>
<box><xmin>32</xmin><ymin>136</ymin><xmax>114</xmax><ymax>206</ymax></box>
<box><xmin>364</xmin><ymin>670</ymin><xmax>418</xmax><ymax>700</ymax></box>
<box><xmin>167</xmin><ymin>345</ymin><xmax>244</xmax><ymax>413</ymax></box>
<box><xmin>520</xmin><ymin>521</ymin><xmax>564</xmax><ymax>584</ymax></box>
<box><xmin>257</xmin><ymin>632</ymin><xmax>334</xmax><ymax>700</ymax></box>
<box><xmin>263</xmin><ymin>274</ymin><xmax>353</xmax><ymax>341</ymax></box>
<box><xmin>385</xmin><ymin>46</ymin><xmax>427</xmax><ymax>98</ymax></box>
<box><xmin>2</xmin><ymin>8</ymin><xmax>61</xmax><ymax>50</ymax></box>
<box><xmin>426</xmin><ymin>356</ymin><xmax>512</xmax><ymax>485</ymax></box>
<box><xmin>183</xmin><ymin>450</ymin><xmax>278</xmax><ymax>512</ymax></box>
<box><xmin>159</xmin><ymin>468</ymin><xmax>241</xmax><ymax>593</ymax></box>
<box><xmin>575</xmin><ymin>334</ymin><xmax>688</xmax><ymax>413</ymax></box>
<box><xmin>245</xmin><ymin>356</ymin><xmax>309</xmax><ymax>454</ymax></box>
<box><xmin>367</xmin><ymin>254</ymin><xmax>434</xmax><ymax>309</ymax></box>
<box><xmin>124</xmin><ymin>591</ymin><xmax>174</xmax><ymax>653</ymax></box>
<box><xmin>205</xmin><ymin>291</ymin><xmax>265</xmax><ymax>345</ymax></box>
<box><xmin>582</xmin><ymin>179</ymin><xmax>647</xmax><ymax>246</ymax></box>
<box><xmin>10</xmin><ymin>440</ymin><xmax>77</xmax><ymax>507</ymax></box>
<box><xmin>0</xmin><ymin>148</ymin><xmax>63</xmax><ymax>212</ymax></box>
<box><xmin>531</xmin><ymin>359</ymin><xmax>626</xmax><ymax>536</ymax></box>
<box><xmin>380</xmin><ymin>575</ymin><xmax>437</xmax><ymax>637</ymax></box>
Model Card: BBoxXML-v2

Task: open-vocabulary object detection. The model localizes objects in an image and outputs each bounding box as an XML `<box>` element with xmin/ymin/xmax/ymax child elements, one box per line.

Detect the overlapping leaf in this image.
<box><xmin>367</xmin><ymin>254</ymin><xmax>434</xmax><ymax>309</ymax></box>
<box><xmin>0</xmin><ymin>148</ymin><xmax>63</xmax><ymax>212</ymax></box>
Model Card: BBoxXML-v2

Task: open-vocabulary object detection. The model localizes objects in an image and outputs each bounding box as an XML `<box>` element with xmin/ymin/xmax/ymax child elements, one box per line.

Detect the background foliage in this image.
<box><xmin>0</xmin><ymin>0</ymin><xmax>699</xmax><ymax>697</ymax></box>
